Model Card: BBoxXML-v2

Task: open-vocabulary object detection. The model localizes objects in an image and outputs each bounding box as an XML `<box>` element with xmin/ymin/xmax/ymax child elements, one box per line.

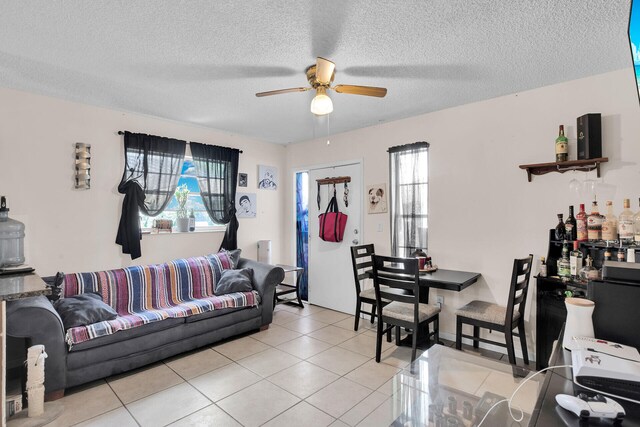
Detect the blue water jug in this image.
<box><xmin>0</xmin><ymin>197</ymin><xmax>25</xmax><ymax>267</ymax></box>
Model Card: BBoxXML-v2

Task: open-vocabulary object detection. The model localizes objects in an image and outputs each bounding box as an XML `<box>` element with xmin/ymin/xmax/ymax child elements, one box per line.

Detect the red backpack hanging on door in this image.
<box><xmin>319</xmin><ymin>190</ymin><xmax>348</xmax><ymax>242</ymax></box>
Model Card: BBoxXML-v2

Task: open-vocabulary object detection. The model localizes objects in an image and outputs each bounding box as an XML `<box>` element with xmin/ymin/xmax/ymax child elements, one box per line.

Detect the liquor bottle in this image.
<box><xmin>188</xmin><ymin>209</ymin><xmax>196</xmax><ymax>232</ymax></box>
<box><xmin>580</xmin><ymin>255</ymin><xmax>600</xmax><ymax>281</ymax></box>
<box><xmin>587</xmin><ymin>201</ymin><xmax>603</xmax><ymax>242</ymax></box>
<box><xmin>576</xmin><ymin>203</ymin><xmax>588</xmax><ymax>242</ymax></box>
<box><xmin>618</xmin><ymin>198</ymin><xmax>634</xmax><ymax>244</ymax></box>
<box><xmin>634</xmin><ymin>198</ymin><xmax>640</xmax><ymax>244</ymax></box>
<box><xmin>539</xmin><ymin>257</ymin><xmax>547</xmax><ymax>277</ymax></box>
<box><xmin>565</xmin><ymin>206</ymin><xmax>577</xmax><ymax>241</ymax></box>
<box><xmin>617</xmin><ymin>245</ymin><xmax>626</xmax><ymax>262</ymax></box>
<box><xmin>601</xmin><ymin>200</ymin><xmax>618</xmax><ymax>243</ymax></box>
<box><xmin>555</xmin><ymin>214</ymin><xmax>566</xmax><ymax>241</ymax></box>
<box><xmin>570</xmin><ymin>241</ymin><xmax>583</xmax><ymax>278</ymax></box>
<box><xmin>557</xmin><ymin>240</ymin><xmax>571</xmax><ymax>279</ymax></box>
<box><xmin>555</xmin><ymin>125</ymin><xmax>568</xmax><ymax>162</ymax></box>
<box><xmin>604</xmin><ymin>243</ymin><xmax>612</xmax><ymax>261</ymax></box>
<box><xmin>627</xmin><ymin>248</ymin><xmax>636</xmax><ymax>263</ymax></box>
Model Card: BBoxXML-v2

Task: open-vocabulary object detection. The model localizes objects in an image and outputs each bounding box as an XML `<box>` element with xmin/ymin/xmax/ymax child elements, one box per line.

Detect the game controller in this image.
<box><xmin>556</xmin><ymin>393</ymin><xmax>625</xmax><ymax>422</ymax></box>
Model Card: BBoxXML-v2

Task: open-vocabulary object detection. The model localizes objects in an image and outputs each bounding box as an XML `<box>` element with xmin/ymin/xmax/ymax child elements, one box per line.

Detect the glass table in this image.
<box><xmin>386</xmin><ymin>345</ymin><xmax>542</xmax><ymax>426</ymax></box>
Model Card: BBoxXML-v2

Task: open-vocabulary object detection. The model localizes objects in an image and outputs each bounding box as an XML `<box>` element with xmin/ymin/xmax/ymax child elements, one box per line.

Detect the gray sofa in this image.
<box><xmin>6</xmin><ymin>258</ymin><xmax>284</xmax><ymax>398</ymax></box>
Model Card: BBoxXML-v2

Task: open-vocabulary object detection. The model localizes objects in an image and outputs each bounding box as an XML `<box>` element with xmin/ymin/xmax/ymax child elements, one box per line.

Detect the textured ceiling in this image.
<box><xmin>0</xmin><ymin>1</ymin><xmax>633</xmax><ymax>144</ymax></box>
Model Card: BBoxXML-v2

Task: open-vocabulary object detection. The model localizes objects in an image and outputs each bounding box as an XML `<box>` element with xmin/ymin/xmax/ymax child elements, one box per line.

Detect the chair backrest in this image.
<box><xmin>372</xmin><ymin>255</ymin><xmax>420</xmax><ymax>321</ymax></box>
<box><xmin>505</xmin><ymin>254</ymin><xmax>534</xmax><ymax>325</ymax></box>
<box><xmin>350</xmin><ymin>244</ymin><xmax>375</xmax><ymax>296</ymax></box>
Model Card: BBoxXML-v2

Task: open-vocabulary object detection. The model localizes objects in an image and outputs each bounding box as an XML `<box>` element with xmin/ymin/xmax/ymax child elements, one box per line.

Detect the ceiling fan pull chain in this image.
<box><xmin>317</xmin><ymin>182</ymin><xmax>321</xmax><ymax>210</ymax></box>
<box><xmin>343</xmin><ymin>182</ymin><xmax>349</xmax><ymax>207</ymax></box>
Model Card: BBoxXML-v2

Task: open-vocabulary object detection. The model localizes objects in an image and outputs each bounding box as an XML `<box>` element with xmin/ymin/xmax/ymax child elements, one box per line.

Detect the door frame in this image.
<box><xmin>290</xmin><ymin>158</ymin><xmax>365</xmax><ymax>269</ymax></box>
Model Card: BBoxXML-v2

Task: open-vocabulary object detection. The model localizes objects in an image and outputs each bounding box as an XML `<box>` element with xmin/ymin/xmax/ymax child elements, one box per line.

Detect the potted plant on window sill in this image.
<box><xmin>175</xmin><ymin>184</ymin><xmax>190</xmax><ymax>232</ymax></box>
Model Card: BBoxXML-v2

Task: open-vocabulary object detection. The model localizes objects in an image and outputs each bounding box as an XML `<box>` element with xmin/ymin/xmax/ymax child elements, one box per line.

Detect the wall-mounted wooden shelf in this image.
<box><xmin>518</xmin><ymin>157</ymin><xmax>608</xmax><ymax>182</ymax></box>
<box><xmin>316</xmin><ymin>176</ymin><xmax>351</xmax><ymax>185</ymax></box>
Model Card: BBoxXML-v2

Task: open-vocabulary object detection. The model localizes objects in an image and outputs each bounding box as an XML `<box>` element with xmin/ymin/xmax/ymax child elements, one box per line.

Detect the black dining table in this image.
<box><xmin>366</xmin><ymin>268</ymin><xmax>481</xmax><ymax>348</ymax></box>
<box><xmin>366</xmin><ymin>268</ymin><xmax>481</xmax><ymax>303</ymax></box>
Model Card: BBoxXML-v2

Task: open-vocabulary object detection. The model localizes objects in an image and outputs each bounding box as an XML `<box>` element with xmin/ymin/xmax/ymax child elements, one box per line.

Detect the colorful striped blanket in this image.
<box><xmin>62</xmin><ymin>251</ymin><xmax>259</xmax><ymax>346</ymax></box>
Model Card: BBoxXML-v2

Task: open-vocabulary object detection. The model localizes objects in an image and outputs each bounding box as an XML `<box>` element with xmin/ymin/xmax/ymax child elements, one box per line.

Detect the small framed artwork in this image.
<box><xmin>366</xmin><ymin>184</ymin><xmax>388</xmax><ymax>214</ymax></box>
<box><xmin>258</xmin><ymin>165</ymin><xmax>278</xmax><ymax>190</ymax></box>
<box><xmin>236</xmin><ymin>193</ymin><xmax>257</xmax><ymax>218</ymax></box>
<box><xmin>238</xmin><ymin>173</ymin><xmax>248</xmax><ymax>187</ymax></box>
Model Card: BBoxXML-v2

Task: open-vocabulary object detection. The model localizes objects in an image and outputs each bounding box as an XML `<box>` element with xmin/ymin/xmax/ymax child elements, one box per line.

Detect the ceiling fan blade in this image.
<box><xmin>315</xmin><ymin>57</ymin><xmax>336</xmax><ymax>85</ymax></box>
<box><xmin>255</xmin><ymin>87</ymin><xmax>310</xmax><ymax>97</ymax></box>
<box><xmin>332</xmin><ymin>85</ymin><xmax>387</xmax><ymax>97</ymax></box>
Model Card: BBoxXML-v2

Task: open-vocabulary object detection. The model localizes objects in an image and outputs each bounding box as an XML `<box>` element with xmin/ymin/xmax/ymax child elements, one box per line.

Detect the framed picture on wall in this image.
<box><xmin>236</xmin><ymin>193</ymin><xmax>256</xmax><ymax>218</ymax></box>
<box><xmin>258</xmin><ymin>165</ymin><xmax>278</xmax><ymax>190</ymax></box>
<box><xmin>238</xmin><ymin>173</ymin><xmax>248</xmax><ymax>187</ymax></box>
<box><xmin>366</xmin><ymin>184</ymin><xmax>388</xmax><ymax>214</ymax></box>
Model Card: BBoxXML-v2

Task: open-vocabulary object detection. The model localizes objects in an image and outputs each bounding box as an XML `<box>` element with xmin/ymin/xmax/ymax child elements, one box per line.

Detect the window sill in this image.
<box><xmin>142</xmin><ymin>226</ymin><xmax>226</xmax><ymax>235</ymax></box>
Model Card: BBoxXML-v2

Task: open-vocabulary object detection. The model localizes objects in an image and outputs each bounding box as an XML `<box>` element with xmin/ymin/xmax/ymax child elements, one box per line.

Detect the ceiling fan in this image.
<box><xmin>255</xmin><ymin>57</ymin><xmax>387</xmax><ymax>116</ymax></box>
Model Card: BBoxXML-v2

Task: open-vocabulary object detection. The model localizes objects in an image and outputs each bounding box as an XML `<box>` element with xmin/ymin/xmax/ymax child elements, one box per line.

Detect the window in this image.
<box><xmin>140</xmin><ymin>159</ymin><xmax>221</xmax><ymax>230</ymax></box>
<box><xmin>389</xmin><ymin>143</ymin><xmax>429</xmax><ymax>257</ymax></box>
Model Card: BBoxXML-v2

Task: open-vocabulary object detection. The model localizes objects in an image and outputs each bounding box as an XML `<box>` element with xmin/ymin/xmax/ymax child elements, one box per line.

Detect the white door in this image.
<box><xmin>308</xmin><ymin>162</ymin><xmax>362</xmax><ymax>314</ymax></box>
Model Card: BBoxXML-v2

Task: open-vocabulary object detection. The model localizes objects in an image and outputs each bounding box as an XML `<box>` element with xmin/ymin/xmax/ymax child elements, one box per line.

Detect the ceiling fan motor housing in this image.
<box><xmin>306</xmin><ymin>64</ymin><xmax>335</xmax><ymax>88</ymax></box>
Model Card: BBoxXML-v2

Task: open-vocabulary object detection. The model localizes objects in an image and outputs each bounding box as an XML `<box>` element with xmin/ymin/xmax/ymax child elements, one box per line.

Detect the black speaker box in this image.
<box><xmin>577</xmin><ymin>113</ymin><xmax>602</xmax><ymax>159</ymax></box>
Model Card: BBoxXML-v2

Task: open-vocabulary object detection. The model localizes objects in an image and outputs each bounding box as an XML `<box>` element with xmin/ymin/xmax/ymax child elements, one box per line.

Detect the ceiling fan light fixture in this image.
<box><xmin>310</xmin><ymin>87</ymin><xmax>333</xmax><ymax>116</ymax></box>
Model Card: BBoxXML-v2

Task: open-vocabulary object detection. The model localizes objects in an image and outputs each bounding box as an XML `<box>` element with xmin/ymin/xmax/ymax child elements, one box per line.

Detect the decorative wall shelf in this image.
<box><xmin>316</xmin><ymin>176</ymin><xmax>351</xmax><ymax>185</ymax></box>
<box><xmin>518</xmin><ymin>157</ymin><xmax>608</xmax><ymax>182</ymax></box>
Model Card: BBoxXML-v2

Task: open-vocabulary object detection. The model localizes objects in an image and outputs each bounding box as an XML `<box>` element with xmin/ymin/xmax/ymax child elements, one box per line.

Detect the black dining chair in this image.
<box><xmin>372</xmin><ymin>255</ymin><xmax>440</xmax><ymax>364</ymax></box>
<box><xmin>455</xmin><ymin>254</ymin><xmax>533</xmax><ymax>365</ymax></box>
<box><xmin>350</xmin><ymin>244</ymin><xmax>382</xmax><ymax>331</ymax></box>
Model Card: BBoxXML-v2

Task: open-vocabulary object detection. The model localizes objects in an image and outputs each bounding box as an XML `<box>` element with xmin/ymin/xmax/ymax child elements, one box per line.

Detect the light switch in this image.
<box><xmin>377</xmin><ymin>223</ymin><xmax>383</xmax><ymax>232</ymax></box>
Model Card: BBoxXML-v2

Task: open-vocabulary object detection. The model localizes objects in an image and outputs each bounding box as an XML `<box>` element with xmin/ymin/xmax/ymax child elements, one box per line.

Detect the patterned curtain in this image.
<box><xmin>116</xmin><ymin>132</ymin><xmax>186</xmax><ymax>259</ymax></box>
<box><xmin>296</xmin><ymin>172</ymin><xmax>309</xmax><ymax>300</ymax></box>
<box><xmin>189</xmin><ymin>142</ymin><xmax>240</xmax><ymax>250</ymax></box>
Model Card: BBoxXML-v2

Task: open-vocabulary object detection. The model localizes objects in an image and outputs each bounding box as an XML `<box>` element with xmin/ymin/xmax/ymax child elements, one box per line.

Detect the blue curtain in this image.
<box><xmin>295</xmin><ymin>172</ymin><xmax>309</xmax><ymax>300</ymax></box>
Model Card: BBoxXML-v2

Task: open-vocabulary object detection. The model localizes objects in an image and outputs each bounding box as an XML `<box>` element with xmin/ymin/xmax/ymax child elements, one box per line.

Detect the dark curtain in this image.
<box><xmin>389</xmin><ymin>141</ymin><xmax>429</xmax><ymax>257</ymax></box>
<box><xmin>116</xmin><ymin>131</ymin><xmax>186</xmax><ymax>259</ymax></box>
<box><xmin>189</xmin><ymin>142</ymin><xmax>240</xmax><ymax>250</ymax></box>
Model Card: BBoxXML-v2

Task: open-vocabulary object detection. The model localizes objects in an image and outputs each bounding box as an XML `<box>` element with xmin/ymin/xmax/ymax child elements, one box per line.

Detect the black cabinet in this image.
<box><xmin>535</xmin><ymin>276</ymin><xmax>586</xmax><ymax>370</ymax></box>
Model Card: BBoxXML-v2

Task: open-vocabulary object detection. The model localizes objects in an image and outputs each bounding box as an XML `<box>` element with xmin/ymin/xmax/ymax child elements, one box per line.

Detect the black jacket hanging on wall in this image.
<box><xmin>115</xmin><ymin>132</ymin><xmax>186</xmax><ymax>259</ymax></box>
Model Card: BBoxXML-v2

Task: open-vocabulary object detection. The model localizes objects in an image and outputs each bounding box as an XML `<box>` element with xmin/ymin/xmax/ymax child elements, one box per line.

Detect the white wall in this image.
<box><xmin>0</xmin><ymin>87</ymin><xmax>286</xmax><ymax>275</ymax></box>
<box><xmin>284</xmin><ymin>69</ymin><xmax>640</xmax><ymax>356</ymax></box>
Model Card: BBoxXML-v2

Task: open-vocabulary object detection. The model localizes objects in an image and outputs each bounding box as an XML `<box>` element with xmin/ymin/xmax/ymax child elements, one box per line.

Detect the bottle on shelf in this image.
<box><xmin>576</xmin><ymin>203</ymin><xmax>588</xmax><ymax>242</ymax></box>
<box><xmin>188</xmin><ymin>209</ymin><xmax>196</xmax><ymax>232</ymax></box>
<box><xmin>565</xmin><ymin>206</ymin><xmax>577</xmax><ymax>241</ymax></box>
<box><xmin>601</xmin><ymin>200</ymin><xmax>618</xmax><ymax>243</ymax></box>
<box><xmin>557</xmin><ymin>240</ymin><xmax>571</xmax><ymax>280</ymax></box>
<box><xmin>555</xmin><ymin>214</ymin><xmax>566</xmax><ymax>241</ymax></box>
<box><xmin>604</xmin><ymin>243</ymin><xmax>612</xmax><ymax>261</ymax></box>
<box><xmin>634</xmin><ymin>198</ymin><xmax>640</xmax><ymax>244</ymax></box>
<box><xmin>618</xmin><ymin>198</ymin><xmax>634</xmax><ymax>244</ymax></box>
<box><xmin>570</xmin><ymin>241</ymin><xmax>583</xmax><ymax>279</ymax></box>
<box><xmin>580</xmin><ymin>254</ymin><xmax>600</xmax><ymax>281</ymax></box>
<box><xmin>617</xmin><ymin>244</ymin><xmax>626</xmax><ymax>262</ymax></box>
<box><xmin>627</xmin><ymin>248</ymin><xmax>636</xmax><ymax>263</ymax></box>
<box><xmin>587</xmin><ymin>200</ymin><xmax>603</xmax><ymax>242</ymax></box>
<box><xmin>539</xmin><ymin>257</ymin><xmax>547</xmax><ymax>277</ymax></box>
<box><xmin>555</xmin><ymin>125</ymin><xmax>569</xmax><ymax>162</ymax></box>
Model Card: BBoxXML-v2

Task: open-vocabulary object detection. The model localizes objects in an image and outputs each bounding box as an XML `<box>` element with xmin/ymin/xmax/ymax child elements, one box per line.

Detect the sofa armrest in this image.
<box><xmin>6</xmin><ymin>296</ymin><xmax>67</xmax><ymax>393</ymax></box>
<box><xmin>237</xmin><ymin>258</ymin><xmax>284</xmax><ymax>326</ymax></box>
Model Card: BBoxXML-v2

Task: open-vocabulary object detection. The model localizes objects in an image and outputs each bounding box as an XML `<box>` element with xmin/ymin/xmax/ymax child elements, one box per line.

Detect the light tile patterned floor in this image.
<box><xmin>36</xmin><ymin>303</ymin><xmax>511</xmax><ymax>427</ymax></box>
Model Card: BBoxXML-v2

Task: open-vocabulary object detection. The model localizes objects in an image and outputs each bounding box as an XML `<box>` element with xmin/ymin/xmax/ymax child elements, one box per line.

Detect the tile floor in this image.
<box><xmin>35</xmin><ymin>303</ymin><xmax>515</xmax><ymax>427</ymax></box>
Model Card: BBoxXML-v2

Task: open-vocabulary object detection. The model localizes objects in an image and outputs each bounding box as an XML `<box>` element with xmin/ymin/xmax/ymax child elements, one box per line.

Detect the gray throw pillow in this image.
<box><xmin>54</xmin><ymin>292</ymin><xmax>118</xmax><ymax>330</ymax></box>
<box><xmin>226</xmin><ymin>249</ymin><xmax>242</xmax><ymax>268</ymax></box>
<box><xmin>216</xmin><ymin>268</ymin><xmax>254</xmax><ymax>295</ymax></box>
